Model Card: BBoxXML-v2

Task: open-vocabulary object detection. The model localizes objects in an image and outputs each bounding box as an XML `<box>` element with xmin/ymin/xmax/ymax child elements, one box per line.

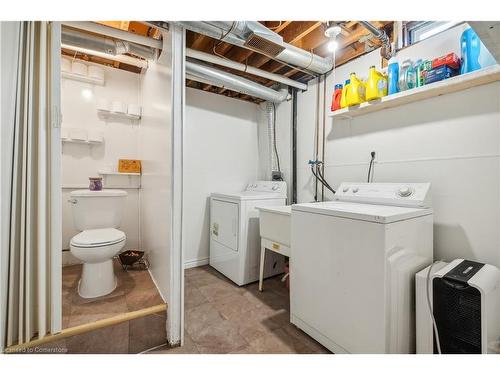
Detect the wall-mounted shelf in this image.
<box><xmin>329</xmin><ymin>64</ymin><xmax>500</xmax><ymax>119</ymax></box>
<box><xmin>97</xmin><ymin>109</ymin><xmax>141</xmax><ymax>121</ymax></box>
<box><xmin>98</xmin><ymin>171</ymin><xmax>141</xmax><ymax>176</ymax></box>
<box><xmin>98</xmin><ymin>170</ymin><xmax>141</xmax><ymax>189</ymax></box>
<box><xmin>62</xmin><ymin>71</ymin><xmax>105</xmax><ymax>86</ymax></box>
<box><xmin>62</xmin><ymin>138</ymin><xmax>103</xmax><ymax>145</ymax></box>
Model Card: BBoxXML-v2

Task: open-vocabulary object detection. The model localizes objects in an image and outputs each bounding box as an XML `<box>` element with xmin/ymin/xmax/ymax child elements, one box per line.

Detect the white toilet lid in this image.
<box><xmin>71</xmin><ymin>228</ymin><xmax>126</xmax><ymax>248</ymax></box>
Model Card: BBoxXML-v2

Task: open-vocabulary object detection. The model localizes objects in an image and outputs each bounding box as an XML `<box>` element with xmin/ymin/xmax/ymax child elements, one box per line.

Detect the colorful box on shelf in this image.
<box><xmin>424</xmin><ymin>65</ymin><xmax>459</xmax><ymax>85</ymax></box>
<box><xmin>118</xmin><ymin>159</ymin><xmax>141</xmax><ymax>174</ymax></box>
<box><xmin>432</xmin><ymin>52</ymin><xmax>461</xmax><ymax>70</ymax></box>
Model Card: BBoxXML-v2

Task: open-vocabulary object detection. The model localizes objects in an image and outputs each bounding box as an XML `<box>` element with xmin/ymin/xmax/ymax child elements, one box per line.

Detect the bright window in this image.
<box><xmin>405</xmin><ymin>21</ymin><xmax>462</xmax><ymax>45</ymax></box>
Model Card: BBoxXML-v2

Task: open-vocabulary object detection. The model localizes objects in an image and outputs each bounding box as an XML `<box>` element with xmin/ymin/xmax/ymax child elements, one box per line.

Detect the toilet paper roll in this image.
<box><xmin>71</xmin><ymin>60</ymin><xmax>88</xmax><ymax>76</ymax></box>
<box><xmin>61</xmin><ymin>58</ymin><xmax>71</xmax><ymax>73</ymax></box>
<box><xmin>111</xmin><ymin>101</ymin><xmax>127</xmax><ymax>114</ymax></box>
<box><xmin>88</xmin><ymin>65</ymin><xmax>104</xmax><ymax>80</ymax></box>
<box><xmin>96</xmin><ymin>98</ymin><xmax>111</xmax><ymax>112</ymax></box>
<box><xmin>127</xmin><ymin>104</ymin><xmax>142</xmax><ymax>117</ymax></box>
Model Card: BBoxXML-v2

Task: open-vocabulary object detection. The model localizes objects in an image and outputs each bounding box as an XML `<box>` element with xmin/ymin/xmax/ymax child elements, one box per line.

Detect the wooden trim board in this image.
<box><xmin>4</xmin><ymin>303</ymin><xmax>167</xmax><ymax>353</ymax></box>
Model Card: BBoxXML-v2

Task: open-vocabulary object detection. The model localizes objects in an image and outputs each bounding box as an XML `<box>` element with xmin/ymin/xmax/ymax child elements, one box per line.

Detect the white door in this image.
<box><xmin>211</xmin><ymin>199</ymin><xmax>239</xmax><ymax>251</ymax></box>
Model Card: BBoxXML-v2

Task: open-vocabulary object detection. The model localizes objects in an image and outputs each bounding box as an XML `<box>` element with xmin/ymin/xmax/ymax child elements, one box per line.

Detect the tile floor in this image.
<box><xmin>62</xmin><ymin>259</ymin><xmax>164</xmax><ymax>329</ymax></box>
<box><xmin>151</xmin><ymin>265</ymin><xmax>330</xmax><ymax>354</ymax></box>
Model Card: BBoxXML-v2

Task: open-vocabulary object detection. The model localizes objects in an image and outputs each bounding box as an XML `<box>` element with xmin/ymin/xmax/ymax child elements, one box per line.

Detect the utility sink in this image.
<box><xmin>257</xmin><ymin>205</ymin><xmax>291</xmax><ymax>248</ymax></box>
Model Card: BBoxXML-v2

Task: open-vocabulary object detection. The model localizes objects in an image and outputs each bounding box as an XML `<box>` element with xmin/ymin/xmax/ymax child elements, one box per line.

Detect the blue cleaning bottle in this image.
<box><xmin>387</xmin><ymin>57</ymin><xmax>399</xmax><ymax>95</ymax></box>
<box><xmin>460</xmin><ymin>28</ymin><xmax>482</xmax><ymax>74</ymax></box>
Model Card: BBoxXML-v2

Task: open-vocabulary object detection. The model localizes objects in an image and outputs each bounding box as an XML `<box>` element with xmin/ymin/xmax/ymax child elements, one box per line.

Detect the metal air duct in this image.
<box><xmin>177</xmin><ymin>21</ymin><xmax>333</xmax><ymax>74</ymax></box>
<box><xmin>186</xmin><ymin>60</ymin><xmax>289</xmax><ymax>103</ymax></box>
<box><xmin>186</xmin><ymin>48</ymin><xmax>307</xmax><ymax>90</ymax></box>
<box><xmin>61</xmin><ymin>27</ymin><xmax>157</xmax><ymax>60</ymax></box>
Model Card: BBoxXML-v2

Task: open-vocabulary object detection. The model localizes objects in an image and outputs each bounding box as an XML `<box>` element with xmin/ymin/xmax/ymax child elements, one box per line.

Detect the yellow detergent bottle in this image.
<box><xmin>365</xmin><ymin>65</ymin><xmax>388</xmax><ymax>101</ymax></box>
<box><xmin>340</xmin><ymin>79</ymin><xmax>350</xmax><ymax>109</ymax></box>
<box><xmin>346</xmin><ymin>72</ymin><xmax>365</xmax><ymax>106</ymax></box>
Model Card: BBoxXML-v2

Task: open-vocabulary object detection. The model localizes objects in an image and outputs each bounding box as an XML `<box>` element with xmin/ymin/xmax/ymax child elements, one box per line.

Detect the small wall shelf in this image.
<box><xmin>98</xmin><ymin>171</ymin><xmax>141</xmax><ymax>176</ymax></box>
<box><xmin>62</xmin><ymin>71</ymin><xmax>105</xmax><ymax>86</ymax></box>
<box><xmin>97</xmin><ymin>109</ymin><xmax>141</xmax><ymax>121</ymax></box>
<box><xmin>62</xmin><ymin>138</ymin><xmax>103</xmax><ymax>145</ymax></box>
<box><xmin>98</xmin><ymin>170</ymin><xmax>141</xmax><ymax>189</ymax></box>
<box><xmin>329</xmin><ymin>64</ymin><xmax>500</xmax><ymax>119</ymax></box>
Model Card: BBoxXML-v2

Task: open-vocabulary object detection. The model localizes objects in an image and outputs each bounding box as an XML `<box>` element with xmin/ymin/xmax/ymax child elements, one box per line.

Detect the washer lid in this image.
<box><xmin>71</xmin><ymin>228</ymin><xmax>126</xmax><ymax>247</ymax></box>
<box><xmin>292</xmin><ymin>201</ymin><xmax>432</xmax><ymax>224</ymax></box>
<box><xmin>211</xmin><ymin>191</ymin><xmax>286</xmax><ymax>201</ymax></box>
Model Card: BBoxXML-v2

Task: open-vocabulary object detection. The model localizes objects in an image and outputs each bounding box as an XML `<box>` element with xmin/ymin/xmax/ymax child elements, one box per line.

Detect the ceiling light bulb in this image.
<box><xmin>324</xmin><ymin>25</ymin><xmax>341</xmax><ymax>38</ymax></box>
<box><xmin>327</xmin><ymin>39</ymin><xmax>338</xmax><ymax>52</ymax></box>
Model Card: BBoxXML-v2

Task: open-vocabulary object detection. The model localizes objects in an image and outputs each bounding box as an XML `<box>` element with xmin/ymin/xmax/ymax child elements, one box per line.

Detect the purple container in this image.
<box><xmin>89</xmin><ymin>177</ymin><xmax>103</xmax><ymax>191</ymax></box>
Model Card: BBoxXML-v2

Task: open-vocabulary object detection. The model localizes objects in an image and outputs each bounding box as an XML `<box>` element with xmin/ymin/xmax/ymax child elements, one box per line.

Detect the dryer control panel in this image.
<box><xmin>245</xmin><ymin>181</ymin><xmax>287</xmax><ymax>194</ymax></box>
<box><xmin>334</xmin><ymin>182</ymin><xmax>432</xmax><ymax>208</ymax></box>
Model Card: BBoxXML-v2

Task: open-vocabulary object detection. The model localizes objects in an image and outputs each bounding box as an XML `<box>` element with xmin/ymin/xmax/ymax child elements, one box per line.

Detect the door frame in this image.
<box><xmin>49</xmin><ymin>21</ymin><xmax>63</xmax><ymax>336</ymax></box>
<box><xmin>168</xmin><ymin>23</ymin><xmax>185</xmax><ymax>346</ymax></box>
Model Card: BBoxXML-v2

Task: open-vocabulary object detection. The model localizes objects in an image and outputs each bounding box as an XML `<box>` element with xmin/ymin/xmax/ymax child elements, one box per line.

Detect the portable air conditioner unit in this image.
<box><xmin>416</xmin><ymin>259</ymin><xmax>500</xmax><ymax>354</ymax></box>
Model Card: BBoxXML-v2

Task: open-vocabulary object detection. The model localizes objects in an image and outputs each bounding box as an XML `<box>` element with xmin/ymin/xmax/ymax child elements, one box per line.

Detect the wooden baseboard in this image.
<box><xmin>4</xmin><ymin>303</ymin><xmax>167</xmax><ymax>353</ymax></box>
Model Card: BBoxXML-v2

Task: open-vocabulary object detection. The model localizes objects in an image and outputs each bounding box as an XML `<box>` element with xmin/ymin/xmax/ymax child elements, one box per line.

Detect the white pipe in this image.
<box><xmin>62</xmin><ymin>21</ymin><xmax>163</xmax><ymax>49</ymax></box>
<box><xmin>186</xmin><ymin>60</ymin><xmax>289</xmax><ymax>103</ymax></box>
<box><xmin>177</xmin><ymin>21</ymin><xmax>332</xmax><ymax>74</ymax></box>
<box><xmin>61</xmin><ymin>43</ymin><xmax>148</xmax><ymax>70</ymax></box>
<box><xmin>186</xmin><ymin>48</ymin><xmax>307</xmax><ymax>90</ymax></box>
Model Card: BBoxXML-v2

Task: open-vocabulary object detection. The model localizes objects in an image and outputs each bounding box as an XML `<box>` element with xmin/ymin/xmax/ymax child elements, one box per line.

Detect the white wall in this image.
<box><xmin>139</xmin><ymin>48</ymin><xmax>173</xmax><ymax>300</ymax></box>
<box><xmin>60</xmin><ymin>62</ymin><xmax>141</xmax><ymax>261</ymax></box>
<box><xmin>292</xmin><ymin>24</ymin><xmax>500</xmax><ymax>267</ymax></box>
<box><xmin>183</xmin><ymin>88</ymin><xmax>262</xmax><ymax>267</ymax></box>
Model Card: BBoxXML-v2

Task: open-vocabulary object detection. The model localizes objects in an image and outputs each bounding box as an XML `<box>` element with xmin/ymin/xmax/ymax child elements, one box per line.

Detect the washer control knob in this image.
<box><xmin>398</xmin><ymin>186</ymin><xmax>412</xmax><ymax>197</ymax></box>
<box><xmin>352</xmin><ymin>187</ymin><xmax>359</xmax><ymax>193</ymax></box>
<box><xmin>343</xmin><ymin>187</ymin><xmax>349</xmax><ymax>193</ymax></box>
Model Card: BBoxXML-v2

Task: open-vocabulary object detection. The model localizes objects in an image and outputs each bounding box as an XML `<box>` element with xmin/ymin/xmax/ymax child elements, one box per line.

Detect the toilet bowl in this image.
<box><xmin>70</xmin><ymin>228</ymin><xmax>126</xmax><ymax>298</ymax></box>
<box><xmin>68</xmin><ymin>189</ymin><xmax>128</xmax><ymax>299</ymax></box>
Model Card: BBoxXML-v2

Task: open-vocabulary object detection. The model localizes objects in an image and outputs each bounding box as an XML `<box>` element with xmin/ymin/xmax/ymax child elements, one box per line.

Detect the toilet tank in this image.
<box><xmin>70</xmin><ymin>189</ymin><xmax>127</xmax><ymax>231</ymax></box>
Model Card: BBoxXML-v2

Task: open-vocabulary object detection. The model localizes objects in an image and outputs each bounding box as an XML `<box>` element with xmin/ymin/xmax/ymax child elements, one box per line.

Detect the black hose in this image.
<box><xmin>311</xmin><ymin>165</ymin><xmax>336</xmax><ymax>196</ymax></box>
<box><xmin>317</xmin><ymin>167</ymin><xmax>336</xmax><ymax>194</ymax></box>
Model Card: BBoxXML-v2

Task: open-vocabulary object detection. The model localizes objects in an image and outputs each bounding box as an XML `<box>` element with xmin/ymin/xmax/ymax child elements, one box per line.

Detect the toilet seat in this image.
<box><xmin>71</xmin><ymin>228</ymin><xmax>126</xmax><ymax>248</ymax></box>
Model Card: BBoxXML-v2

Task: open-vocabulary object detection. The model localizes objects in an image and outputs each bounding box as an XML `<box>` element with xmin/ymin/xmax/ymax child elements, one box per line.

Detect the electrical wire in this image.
<box><xmin>426</xmin><ymin>261</ymin><xmax>442</xmax><ymax>354</ymax></box>
<box><xmin>367</xmin><ymin>159</ymin><xmax>374</xmax><ymax>183</ymax></box>
<box><xmin>268</xmin><ymin>21</ymin><xmax>283</xmax><ymax>30</ymax></box>
<box><xmin>367</xmin><ymin>153</ymin><xmax>375</xmax><ymax>182</ymax></box>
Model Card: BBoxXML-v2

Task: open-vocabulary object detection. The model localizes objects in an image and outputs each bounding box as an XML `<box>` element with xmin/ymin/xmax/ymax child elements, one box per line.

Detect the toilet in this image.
<box><xmin>69</xmin><ymin>189</ymin><xmax>127</xmax><ymax>298</ymax></box>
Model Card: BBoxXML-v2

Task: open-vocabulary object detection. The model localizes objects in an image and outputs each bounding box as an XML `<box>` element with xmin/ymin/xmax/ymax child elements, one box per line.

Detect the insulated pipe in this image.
<box><xmin>359</xmin><ymin>21</ymin><xmax>393</xmax><ymax>59</ymax></box>
<box><xmin>266</xmin><ymin>102</ymin><xmax>277</xmax><ymax>177</ymax></box>
<box><xmin>177</xmin><ymin>21</ymin><xmax>333</xmax><ymax>74</ymax></box>
<box><xmin>61</xmin><ymin>27</ymin><xmax>157</xmax><ymax>60</ymax></box>
<box><xmin>186</xmin><ymin>60</ymin><xmax>289</xmax><ymax>103</ymax></box>
<box><xmin>61</xmin><ymin>43</ymin><xmax>149</xmax><ymax>70</ymax></box>
<box><xmin>62</xmin><ymin>21</ymin><xmax>163</xmax><ymax>49</ymax></box>
<box><xmin>186</xmin><ymin>49</ymin><xmax>307</xmax><ymax>90</ymax></box>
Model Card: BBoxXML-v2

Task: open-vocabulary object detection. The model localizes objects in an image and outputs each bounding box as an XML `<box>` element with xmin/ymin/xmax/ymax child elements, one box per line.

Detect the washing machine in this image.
<box><xmin>210</xmin><ymin>181</ymin><xmax>287</xmax><ymax>286</ymax></box>
<box><xmin>290</xmin><ymin>182</ymin><xmax>433</xmax><ymax>354</ymax></box>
